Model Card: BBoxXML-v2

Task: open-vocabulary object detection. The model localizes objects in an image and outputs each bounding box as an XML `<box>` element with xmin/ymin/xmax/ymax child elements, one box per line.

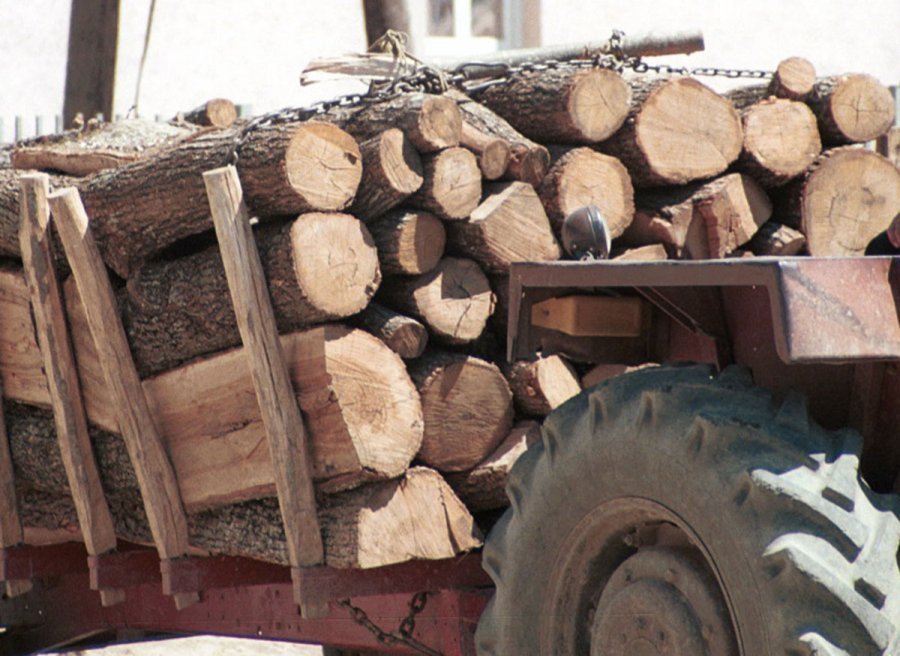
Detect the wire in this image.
<box><xmin>130</xmin><ymin>0</ymin><xmax>158</xmax><ymax>117</ymax></box>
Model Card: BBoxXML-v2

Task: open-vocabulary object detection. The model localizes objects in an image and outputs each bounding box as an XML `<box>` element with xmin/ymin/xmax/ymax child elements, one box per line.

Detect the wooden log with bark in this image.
<box><xmin>446</xmin><ymin>181</ymin><xmax>561</xmax><ymax>274</ymax></box>
<box><xmin>0</xmin><ymin>169</ymin><xmax>71</xmax><ymax>261</ymax></box>
<box><xmin>747</xmin><ymin>221</ymin><xmax>806</xmax><ymax>256</ymax></box>
<box><xmin>323</xmin><ymin>93</ymin><xmax>462</xmax><ymax>154</ymax></box>
<box><xmin>450</xmin><ymin>91</ymin><xmax>550</xmax><ymax>186</ymax></box>
<box><xmin>408</xmin><ymin>351</ymin><xmax>514</xmax><ymax>472</ymax></box>
<box><xmin>180</xmin><ymin>98</ymin><xmax>238</xmax><ymax>129</ymax></box>
<box><xmin>367</xmin><ymin>208</ymin><xmax>446</xmax><ymax>275</ymax></box>
<box><xmin>350</xmin><ymin>128</ymin><xmax>423</xmax><ymax>220</ymax></box>
<box><xmin>474</xmin><ymin>67</ymin><xmax>632</xmax><ymax>144</ymax></box>
<box><xmin>351</xmin><ymin>302</ymin><xmax>428</xmax><ymax>359</ymax></box>
<box><xmin>735</xmin><ymin>98</ymin><xmax>821</xmax><ymax>188</ymax></box>
<box><xmin>409</xmin><ymin>147</ymin><xmax>482</xmax><ymax>220</ymax></box>
<box><xmin>776</xmin><ymin>147</ymin><xmax>900</xmax><ymax>256</ymax></box>
<box><xmin>807</xmin><ymin>74</ymin><xmax>895</xmax><ymax>145</ymax></box>
<box><xmin>597</xmin><ymin>77</ymin><xmax>743</xmax><ymax>188</ymax></box>
<box><xmin>502</xmin><ymin>355</ymin><xmax>582</xmax><ymax>417</ymax></box>
<box><xmin>726</xmin><ymin>57</ymin><xmax>817</xmax><ymax>109</ymax></box>
<box><xmin>445</xmin><ymin>421</ymin><xmax>541</xmax><ymax>512</ymax></box>
<box><xmin>538</xmin><ymin>147</ymin><xmax>634</xmax><ymax>236</ymax></box>
<box><xmin>122</xmin><ymin>213</ymin><xmax>380</xmax><ymax>376</ymax></box>
<box><xmin>460</xmin><ymin>122</ymin><xmax>511</xmax><ymax>180</ymax></box>
<box><xmin>74</xmin><ymin>120</ymin><xmax>362</xmax><ymax>278</ymax></box>
<box><xmin>378</xmin><ymin>257</ymin><xmax>494</xmax><ymax>344</ymax></box>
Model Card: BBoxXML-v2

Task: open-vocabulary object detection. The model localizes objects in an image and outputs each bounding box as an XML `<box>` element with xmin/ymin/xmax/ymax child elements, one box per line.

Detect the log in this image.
<box><xmin>0</xmin><ymin>169</ymin><xmax>71</xmax><ymax>261</ymax></box>
<box><xmin>726</xmin><ymin>57</ymin><xmax>817</xmax><ymax>109</ymax></box>
<box><xmin>450</xmin><ymin>91</ymin><xmax>550</xmax><ymax>186</ymax></box>
<box><xmin>367</xmin><ymin>208</ymin><xmax>446</xmax><ymax>275</ymax></box>
<box><xmin>351</xmin><ymin>302</ymin><xmax>428</xmax><ymax>359</ymax></box>
<box><xmin>597</xmin><ymin>77</ymin><xmax>743</xmax><ymax>187</ymax></box>
<box><xmin>620</xmin><ymin>185</ymin><xmax>700</xmax><ymax>257</ymax></box>
<box><xmin>408</xmin><ymin>351</ymin><xmax>513</xmax><ymax>472</ymax></box>
<box><xmin>11</xmin><ymin>267</ymin><xmax>425</xmax><ymax>506</ymax></box>
<box><xmin>323</xmin><ymin>92</ymin><xmax>462</xmax><ymax>154</ymax></box>
<box><xmin>123</xmin><ymin>213</ymin><xmax>381</xmax><ymax>376</ymax></box>
<box><xmin>777</xmin><ymin>147</ymin><xmax>900</xmax><ymax>256</ymax></box>
<box><xmin>181</xmin><ymin>98</ymin><xmax>238</xmax><ymax>129</ymax></box>
<box><xmin>747</xmin><ymin>221</ymin><xmax>806</xmax><ymax>256</ymax></box>
<box><xmin>475</xmin><ymin>67</ymin><xmax>631</xmax><ymax>144</ymax></box>
<box><xmin>378</xmin><ymin>257</ymin><xmax>494</xmax><ymax>345</ymax></box>
<box><xmin>446</xmin><ymin>181</ymin><xmax>561</xmax><ymax>274</ymax></box>
<box><xmin>808</xmin><ymin>74</ymin><xmax>895</xmax><ymax>145</ymax></box>
<box><xmin>409</xmin><ymin>147</ymin><xmax>481</xmax><ymax>220</ymax></box>
<box><xmin>445</xmin><ymin>421</ymin><xmax>541</xmax><ymax>512</ymax></box>
<box><xmin>502</xmin><ymin>355</ymin><xmax>582</xmax><ymax>417</ymax></box>
<box><xmin>611</xmin><ymin>244</ymin><xmax>669</xmax><ymax>261</ymax></box>
<box><xmin>581</xmin><ymin>362</ymin><xmax>660</xmax><ymax>388</ymax></box>
<box><xmin>692</xmin><ymin>173</ymin><xmax>772</xmax><ymax>259</ymax></box>
<box><xmin>736</xmin><ymin>98</ymin><xmax>821</xmax><ymax>188</ymax></box>
<box><xmin>75</xmin><ymin>120</ymin><xmax>362</xmax><ymax>278</ymax></box>
<box><xmin>10</xmin><ymin>119</ymin><xmax>196</xmax><ymax>177</ymax></box>
<box><xmin>460</xmin><ymin>122</ymin><xmax>511</xmax><ymax>180</ymax></box>
<box><xmin>350</xmin><ymin>129</ymin><xmax>423</xmax><ymax>221</ymax></box>
<box><xmin>14</xmin><ymin>465</ymin><xmax>481</xmax><ymax>569</ymax></box>
<box><xmin>538</xmin><ymin>147</ymin><xmax>634</xmax><ymax>236</ymax></box>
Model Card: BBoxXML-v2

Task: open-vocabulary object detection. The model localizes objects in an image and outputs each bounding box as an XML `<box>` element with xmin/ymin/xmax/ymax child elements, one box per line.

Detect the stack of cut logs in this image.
<box><xmin>0</xmin><ymin>60</ymin><xmax>898</xmax><ymax>571</ymax></box>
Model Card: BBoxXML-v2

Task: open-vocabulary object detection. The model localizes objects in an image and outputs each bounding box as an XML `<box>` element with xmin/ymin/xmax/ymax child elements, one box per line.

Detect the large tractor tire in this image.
<box><xmin>475</xmin><ymin>365</ymin><xmax>900</xmax><ymax>655</ymax></box>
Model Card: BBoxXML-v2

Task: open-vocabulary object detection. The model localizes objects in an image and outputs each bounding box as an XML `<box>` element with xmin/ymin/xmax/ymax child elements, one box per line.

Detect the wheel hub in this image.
<box><xmin>590</xmin><ymin>545</ymin><xmax>737</xmax><ymax>656</ymax></box>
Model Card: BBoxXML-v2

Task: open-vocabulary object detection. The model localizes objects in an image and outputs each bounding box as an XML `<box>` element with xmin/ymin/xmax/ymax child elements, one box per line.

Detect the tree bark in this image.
<box><xmin>460</xmin><ymin>122</ymin><xmax>511</xmax><ymax>180</ymax></box>
<box><xmin>446</xmin><ymin>182</ymin><xmax>560</xmax><ymax>274</ymax></box>
<box><xmin>122</xmin><ymin>214</ymin><xmax>380</xmax><ymax>376</ymax></box>
<box><xmin>324</xmin><ymin>93</ymin><xmax>462</xmax><ymax>154</ymax></box>
<box><xmin>378</xmin><ymin>257</ymin><xmax>494</xmax><ymax>345</ymax></box>
<box><xmin>408</xmin><ymin>351</ymin><xmax>513</xmax><ymax>472</ymax></box>
<box><xmin>367</xmin><ymin>208</ymin><xmax>446</xmax><ymax>275</ymax></box>
<box><xmin>502</xmin><ymin>355</ymin><xmax>582</xmax><ymax>417</ymax></box>
<box><xmin>538</xmin><ymin>147</ymin><xmax>634</xmax><ymax>236</ymax></box>
<box><xmin>409</xmin><ymin>147</ymin><xmax>482</xmax><ymax>220</ymax></box>
<box><xmin>350</xmin><ymin>129</ymin><xmax>423</xmax><ymax>221</ymax></box>
<box><xmin>181</xmin><ymin>98</ymin><xmax>238</xmax><ymax>129</ymax></box>
<box><xmin>597</xmin><ymin>77</ymin><xmax>743</xmax><ymax>188</ymax></box>
<box><xmin>445</xmin><ymin>421</ymin><xmax>541</xmax><ymax>512</ymax></box>
<box><xmin>776</xmin><ymin>147</ymin><xmax>900</xmax><ymax>256</ymax></box>
<box><xmin>475</xmin><ymin>67</ymin><xmax>631</xmax><ymax>144</ymax></box>
<box><xmin>350</xmin><ymin>302</ymin><xmax>428</xmax><ymax>359</ymax></box>
<box><xmin>747</xmin><ymin>222</ymin><xmax>806</xmax><ymax>256</ymax></box>
<box><xmin>450</xmin><ymin>91</ymin><xmax>550</xmax><ymax>186</ymax></box>
<box><xmin>736</xmin><ymin>98</ymin><xmax>821</xmax><ymax>187</ymax></box>
<box><xmin>726</xmin><ymin>56</ymin><xmax>818</xmax><ymax>109</ymax></box>
<box><xmin>808</xmin><ymin>74</ymin><xmax>895</xmax><ymax>145</ymax></box>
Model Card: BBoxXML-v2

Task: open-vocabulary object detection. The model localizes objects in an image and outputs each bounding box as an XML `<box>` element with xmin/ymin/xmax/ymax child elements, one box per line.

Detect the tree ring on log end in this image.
<box><xmin>290</xmin><ymin>213</ymin><xmax>381</xmax><ymax>316</ymax></box>
<box><xmin>827</xmin><ymin>74</ymin><xmax>895</xmax><ymax>143</ymax></box>
<box><xmin>570</xmin><ymin>69</ymin><xmax>632</xmax><ymax>142</ymax></box>
<box><xmin>382</xmin><ymin>128</ymin><xmax>424</xmax><ymax>194</ymax></box>
<box><xmin>418</xmin><ymin>96</ymin><xmax>464</xmax><ymax>151</ymax></box>
<box><xmin>285</xmin><ymin>122</ymin><xmax>362</xmax><ymax>211</ymax></box>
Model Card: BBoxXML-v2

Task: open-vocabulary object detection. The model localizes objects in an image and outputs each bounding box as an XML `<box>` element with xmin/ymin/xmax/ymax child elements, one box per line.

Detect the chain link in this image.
<box><xmin>337</xmin><ymin>591</ymin><xmax>442</xmax><ymax>656</ymax></box>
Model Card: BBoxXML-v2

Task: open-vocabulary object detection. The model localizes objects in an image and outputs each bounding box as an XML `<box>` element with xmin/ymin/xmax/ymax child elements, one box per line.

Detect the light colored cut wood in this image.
<box><xmin>460</xmin><ymin>122</ymin><xmax>511</xmax><ymax>180</ymax></box>
<box><xmin>352</xmin><ymin>302</ymin><xmax>428</xmax><ymax>359</ymax></box>
<box><xmin>0</xmin><ymin>265</ymin><xmax>49</xmax><ymax>407</ymax></box>
<box><xmin>410</xmin><ymin>147</ymin><xmax>481</xmax><ymax>220</ymax></box>
<box><xmin>17</xmin><ymin>174</ymin><xmax>122</xmax><ymax>603</ymax></box>
<box><xmin>409</xmin><ymin>352</ymin><xmax>513</xmax><ymax>472</ymax></box>
<box><xmin>503</xmin><ymin>355</ymin><xmax>582</xmax><ymax>417</ymax></box>
<box><xmin>0</xmin><ymin>379</ymin><xmax>32</xmax><ymax>597</ymax></box>
<box><xmin>612</xmin><ymin>244</ymin><xmax>669</xmax><ymax>261</ymax></box>
<box><xmin>367</xmin><ymin>209</ymin><xmax>446</xmax><ymax>276</ymax></box>
<box><xmin>809</xmin><ymin>74</ymin><xmax>895</xmax><ymax>145</ymax></box>
<box><xmin>582</xmin><ymin>362</ymin><xmax>660</xmax><ymax>388</ymax></box>
<box><xmin>771</xmin><ymin>57</ymin><xmax>817</xmax><ymax>100</ymax></box>
<box><xmin>204</xmin><ymin>165</ymin><xmax>324</xmax><ymax>576</ymax></box>
<box><xmin>445</xmin><ymin>421</ymin><xmax>541</xmax><ymax>512</ymax></box>
<box><xmin>447</xmin><ymin>181</ymin><xmax>561</xmax><ymax>274</ymax></box>
<box><xmin>181</xmin><ymin>98</ymin><xmax>238</xmax><ymax>129</ymax></box>
<box><xmin>693</xmin><ymin>173</ymin><xmax>772</xmax><ymax>259</ymax></box>
<box><xmin>531</xmin><ymin>295</ymin><xmax>645</xmax><ymax>337</ymax></box>
<box><xmin>379</xmin><ymin>257</ymin><xmax>495</xmax><ymax>344</ymax></box>
<box><xmin>351</xmin><ymin>129</ymin><xmax>423</xmax><ymax>220</ymax></box>
<box><xmin>47</xmin><ymin>187</ymin><xmax>197</xmax><ymax>608</ymax></box>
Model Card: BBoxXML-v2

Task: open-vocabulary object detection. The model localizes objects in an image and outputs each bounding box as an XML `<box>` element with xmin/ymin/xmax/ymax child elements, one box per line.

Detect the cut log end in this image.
<box><xmin>412</xmin><ymin>147</ymin><xmax>482</xmax><ymax>220</ymax></box>
<box><xmin>739</xmin><ymin>99</ymin><xmax>821</xmax><ymax>187</ymax></box>
<box><xmin>813</xmin><ymin>74</ymin><xmax>896</xmax><ymax>145</ymax></box>
<box><xmin>369</xmin><ymin>209</ymin><xmax>446</xmax><ymax>276</ymax></box>
<box><xmin>285</xmin><ymin>122</ymin><xmax>363</xmax><ymax>211</ymax></box>
<box><xmin>771</xmin><ymin>57</ymin><xmax>816</xmax><ymax>100</ymax></box>
<box><xmin>507</xmin><ymin>144</ymin><xmax>550</xmax><ymax>187</ymax></box>
<box><xmin>504</xmin><ymin>355</ymin><xmax>582</xmax><ymax>417</ymax></box>
<box><xmin>415</xmin><ymin>96</ymin><xmax>464</xmax><ymax>152</ymax></box>
<box><xmin>569</xmin><ymin>69</ymin><xmax>632</xmax><ymax>142</ymax></box>
<box><xmin>184</xmin><ymin>99</ymin><xmax>239</xmax><ymax>129</ymax></box>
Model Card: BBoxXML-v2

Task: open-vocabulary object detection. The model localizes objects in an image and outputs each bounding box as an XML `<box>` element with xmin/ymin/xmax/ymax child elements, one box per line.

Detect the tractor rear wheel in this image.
<box><xmin>475</xmin><ymin>365</ymin><xmax>900</xmax><ymax>655</ymax></box>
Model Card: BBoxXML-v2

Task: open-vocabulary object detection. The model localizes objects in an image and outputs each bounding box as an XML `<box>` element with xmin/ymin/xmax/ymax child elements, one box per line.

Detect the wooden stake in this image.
<box><xmin>18</xmin><ymin>174</ymin><xmax>124</xmax><ymax>607</ymax></box>
<box><xmin>0</xmin><ymin>377</ymin><xmax>31</xmax><ymax>598</ymax></box>
<box><xmin>202</xmin><ymin>166</ymin><xmax>324</xmax><ymax>613</ymax></box>
<box><xmin>47</xmin><ymin>187</ymin><xmax>198</xmax><ymax>610</ymax></box>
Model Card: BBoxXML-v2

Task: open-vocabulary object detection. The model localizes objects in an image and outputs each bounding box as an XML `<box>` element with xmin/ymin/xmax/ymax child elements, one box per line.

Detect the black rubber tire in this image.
<box><xmin>475</xmin><ymin>364</ymin><xmax>900</xmax><ymax>655</ymax></box>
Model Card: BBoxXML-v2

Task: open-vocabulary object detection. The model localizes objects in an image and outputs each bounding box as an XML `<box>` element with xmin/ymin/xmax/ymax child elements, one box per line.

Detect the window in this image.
<box><xmin>419</xmin><ymin>0</ymin><xmax>521</xmax><ymax>58</ymax></box>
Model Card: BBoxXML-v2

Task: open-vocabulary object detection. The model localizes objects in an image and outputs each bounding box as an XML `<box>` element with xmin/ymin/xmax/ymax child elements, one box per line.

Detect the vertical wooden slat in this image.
<box><xmin>202</xmin><ymin>166</ymin><xmax>324</xmax><ymax>612</ymax></box>
<box><xmin>0</xmin><ymin>378</ymin><xmax>31</xmax><ymax>598</ymax></box>
<box><xmin>47</xmin><ymin>187</ymin><xmax>198</xmax><ymax>610</ymax></box>
<box><xmin>18</xmin><ymin>174</ymin><xmax>125</xmax><ymax>607</ymax></box>
<box><xmin>63</xmin><ymin>0</ymin><xmax>120</xmax><ymax>126</ymax></box>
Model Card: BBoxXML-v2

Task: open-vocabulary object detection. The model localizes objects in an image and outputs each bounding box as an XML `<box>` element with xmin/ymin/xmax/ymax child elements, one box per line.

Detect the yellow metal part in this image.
<box><xmin>530</xmin><ymin>295</ymin><xmax>645</xmax><ymax>337</ymax></box>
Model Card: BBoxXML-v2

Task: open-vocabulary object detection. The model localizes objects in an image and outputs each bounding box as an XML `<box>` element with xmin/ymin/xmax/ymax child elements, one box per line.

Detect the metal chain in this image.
<box><xmin>337</xmin><ymin>591</ymin><xmax>443</xmax><ymax>656</ymax></box>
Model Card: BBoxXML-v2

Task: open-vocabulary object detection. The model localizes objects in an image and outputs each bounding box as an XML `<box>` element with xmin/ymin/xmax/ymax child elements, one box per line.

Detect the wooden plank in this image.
<box><xmin>202</xmin><ymin>166</ymin><xmax>324</xmax><ymax>611</ymax></box>
<box><xmin>530</xmin><ymin>295</ymin><xmax>646</xmax><ymax>337</ymax></box>
<box><xmin>0</xmin><ymin>378</ymin><xmax>32</xmax><ymax>598</ymax></box>
<box><xmin>17</xmin><ymin>174</ymin><xmax>124</xmax><ymax>607</ymax></box>
<box><xmin>47</xmin><ymin>187</ymin><xmax>198</xmax><ymax>610</ymax></box>
<box><xmin>63</xmin><ymin>0</ymin><xmax>120</xmax><ymax>126</ymax></box>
